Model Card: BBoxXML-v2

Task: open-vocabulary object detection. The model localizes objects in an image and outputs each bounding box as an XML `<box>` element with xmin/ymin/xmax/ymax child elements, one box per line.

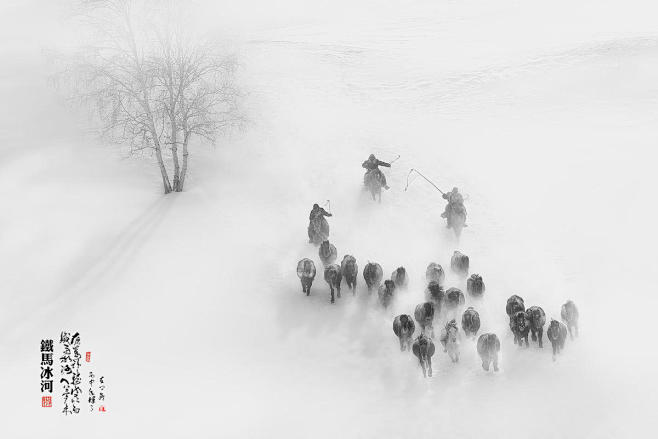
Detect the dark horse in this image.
<box><xmin>510</xmin><ymin>310</ymin><xmax>530</xmax><ymax>347</ymax></box>
<box><xmin>393</xmin><ymin>314</ymin><xmax>415</xmax><ymax>351</ymax></box>
<box><xmin>561</xmin><ymin>300</ymin><xmax>579</xmax><ymax>339</ymax></box>
<box><xmin>363</xmin><ymin>262</ymin><xmax>383</xmax><ymax>293</ymax></box>
<box><xmin>477</xmin><ymin>333</ymin><xmax>501</xmax><ymax>372</ymax></box>
<box><xmin>466</xmin><ymin>274</ymin><xmax>485</xmax><ymax>298</ymax></box>
<box><xmin>378</xmin><ymin>280</ymin><xmax>396</xmax><ymax>308</ymax></box>
<box><xmin>450</xmin><ymin>251</ymin><xmax>469</xmax><ymax>277</ymax></box>
<box><xmin>391</xmin><ymin>266</ymin><xmax>408</xmax><ymax>290</ymax></box>
<box><xmin>506</xmin><ymin>295</ymin><xmax>525</xmax><ymax>318</ymax></box>
<box><xmin>318</xmin><ymin>240</ymin><xmax>337</xmax><ymax>266</ymax></box>
<box><xmin>414</xmin><ymin>302</ymin><xmax>435</xmax><ymax>337</ymax></box>
<box><xmin>323</xmin><ymin>264</ymin><xmax>342</xmax><ymax>304</ymax></box>
<box><xmin>526</xmin><ymin>306</ymin><xmax>546</xmax><ymax>348</ymax></box>
<box><xmin>340</xmin><ymin>255</ymin><xmax>358</xmax><ymax>294</ymax></box>
<box><xmin>445</xmin><ymin>287</ymin><xmax>465</xmax><ymax>311</ymax></box>
<box><xmin>412</xmin><ymin>334</ymin><xmax>436</xmax><ymax>378</ymax></box>
<box><xmin>296</xmin><ymin>258</ymin><xmax>316</xmax><ymax>296</ymax></box>
<box><xmin>425</xmin><ymin>281</ymin><xmax>445</xmax><ymax>317</ymax></box>
<box><xmin>547</xmin><ymin>319</ymin><xmax>568</xmax><ymax>361</ymax></box>
<box><xmin>461</xmin><ymin>307</ymin><xmax>481</xmax><ymax>338</ymax></box>
<box><xmin>425</xmin><ymin>262</ymin><xmax>445</xmax><ymax>284</ymax></box>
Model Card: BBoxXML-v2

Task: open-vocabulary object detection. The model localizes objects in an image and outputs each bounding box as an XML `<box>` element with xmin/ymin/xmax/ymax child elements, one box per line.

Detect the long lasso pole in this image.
<box><xmin>404</xmin><ymin>168</ymin><xmax>445</xmax><ymax>195</ymax></box>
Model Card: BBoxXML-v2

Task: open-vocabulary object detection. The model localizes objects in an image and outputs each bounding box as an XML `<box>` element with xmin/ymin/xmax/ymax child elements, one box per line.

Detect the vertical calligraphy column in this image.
<box><xmin>88</xmin><ymin>372</ymin><xmax>96</xmax><ymax>412</ymax></box>
<box><xmin>98</xmin><ymin>376</ymin><xmax>106</xmax><ymax>412</ymax></box>
<box><xmin>59</xmin><ymin>332</ymin><xmax>73</xmax><ymax>415</ymax></box>
<box><xmin>40</xmin><ymin>339</ymin><xmax>54</xmax><ymax>407</ymax></box>
<box><xmin>70</xmin><ymin>332</ymin><xmax>82</xmax><ymax>414</ymax></box>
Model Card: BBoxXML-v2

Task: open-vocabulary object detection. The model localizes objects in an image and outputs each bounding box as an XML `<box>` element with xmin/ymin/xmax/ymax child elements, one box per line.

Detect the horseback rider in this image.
<box><xmin>308</xmin><ymin>203</ymin><xmax>332</xmax><ymax>243</ymax></box>
<box><xmin>441</xmin><ymin>187</ymin><xmax>467</xmax><ymax>227</ymax></box>
<box><xmin>362</xmin><ymin>154</ymin><xmax>391</xmax><ymax>190</ymax></box>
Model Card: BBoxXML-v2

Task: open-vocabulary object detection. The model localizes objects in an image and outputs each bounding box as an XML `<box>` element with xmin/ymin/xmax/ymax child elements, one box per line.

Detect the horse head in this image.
<box><xmin>514</xmin><ymin>311</ymin><xmax>527</xmax><ymax>330</ymax></box>
<box><xmin>549</xmin><ymin>319</ymin><xmax>559</xmax><ymax>335</ymax></box>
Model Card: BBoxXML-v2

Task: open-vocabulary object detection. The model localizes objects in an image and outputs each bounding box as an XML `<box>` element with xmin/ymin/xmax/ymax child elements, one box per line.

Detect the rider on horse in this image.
<box><xmin>441</xmin><ymin>187</ymin><xmax>467</xmax><ymax>227</ymax></box>
<box><xmin>308</xmin><ymin>203</ymin><xmax>332</xmax><ymax>243</ymax></box>
<box><xmin>362</xmin><ymin>154</ymin><xmax>391</xmax><ymax>190</ymax></box>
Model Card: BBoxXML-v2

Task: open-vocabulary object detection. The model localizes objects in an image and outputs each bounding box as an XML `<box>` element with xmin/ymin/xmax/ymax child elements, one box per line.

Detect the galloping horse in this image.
<box><xmin>363</xmin><ymin>262</ymin><xmax>383</xmax><ymax>293</ymax></box>
<box><xmin>391</xmin><ymin>267</ymin><xmax>408</xmax><ymax>290</ymax></box>
<box><xmin>318</xmin><ymin>240</ymin><xmax>337</xmax><ymax>266</ymax></box>
<box><xmin>467</xmin><ymin>274</ymin><xmax>485</xmax><ymax>298</ymax></box>
<box><xmin>477</xmin><ymin>333</ymin><xmax>501</xmax><ymax>372</ymax></box>
<box><xmin>340</xmin><ymin>255</ymin><xmax>358</xmax><ymax>294</ymax></box>
<box><xmin>561</xmin><ymin>300</ymin><xmax>579</xmax><ymax>339</ymax></box>
<box><xmin>323</xmin><ymin>264</ymin><xmax>342</xmax><ymax>304</ymax></box>
<box><xmin>414</xmin><ymin>302</ymin><xmax>435</xmax><ymax>337</ymax></box>
<box><xmin>547</xmin><ymin>319</ymin><xmax>568</xmax><ymax>361</ymax></box>
<box><xmin>440</xmin><ymin>319</ymin><xmax>460</xmax><ymax>363</ymax></box>
<box><xmin>393</xmin><ymin>314</ymin><xmax>415</xmax><ymax>351</ymax></box>
<box><xmin>296</xmin><ymin>258</ymin><xmax>316</xmax><ymax>296</ymax></box>
<box><xmin>526</xmin><ymin>306</ymin><xmax>546</xmax><ymax>348</ymax></box>
<box><xmin>412</xmin><ymin>334</ymin><xmax>436</xmax><ymax>378</ymax></box>
<box><xmin>461</xmin><ymin>307</ymin><xmax>481</xmax><ymax>338</ymax></box>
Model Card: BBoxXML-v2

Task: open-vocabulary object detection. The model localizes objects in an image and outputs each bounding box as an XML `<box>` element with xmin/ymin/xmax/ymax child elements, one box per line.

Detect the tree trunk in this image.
<box><xmin>154</xmin><ymin>143</ymin><xmax>173</xmax><ymax>194</ymax></box>
<box><xmin>177</xmin><ymin>130</ymin><xmax>190</xmax><ymax>192</ymax></box>
<box><xmin>170</xmin><ymin>116</ymin><xmax>181</xmax><ymax>191</ymax></box>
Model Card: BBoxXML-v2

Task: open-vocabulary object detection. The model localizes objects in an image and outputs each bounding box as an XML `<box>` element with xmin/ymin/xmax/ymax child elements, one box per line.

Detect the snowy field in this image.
<box><xmin>1</xmin><ymin>0</ymin><xmax>658</xmax><ymax>437</ymax></box>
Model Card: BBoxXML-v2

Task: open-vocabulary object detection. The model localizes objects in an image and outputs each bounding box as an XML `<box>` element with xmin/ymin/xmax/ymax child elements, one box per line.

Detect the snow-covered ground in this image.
<box><xmin>1</xmin><ymin>0</ymin><xmax>657</xmax><ymax>437</ymax></box>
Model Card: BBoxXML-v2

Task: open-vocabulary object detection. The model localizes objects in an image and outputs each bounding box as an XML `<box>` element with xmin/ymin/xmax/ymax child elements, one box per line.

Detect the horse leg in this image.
<box><xmin>524</xmin><ymin>334</ymin><xmax>529</xmax><ymax>347</ymax></box>
<box><xmin>538</xmin><ymin>327</ymin><xmax>544</xmax><ymax>348</ymax></box>
<box><xmin>493</xmin><ymin>353</ymin><xmax>499</xmax><ymax>372</ymax></box>
<box><xmin>427</xmin><ymin>357</ymin><xmax>433</xmax><ymax>377</ymax></box>
<box><xmin>399</xmin><ymin>337</ymin><xmax>404</xmax><ymax>351</ymax></box>
<box><xmin>330</xmin><ymin>286</ymin><xmax>335</xmax><ymax>303</ymax></box>
<box><xmin>336</xmin><ymin>283</ymin><xmax>341</xmax><ymax>299</ymax></box>
<box><xmin>531</xmin><ymin>328</ymin><xmax>537</xmax><ymax>342</ymax></box>
<box><xmin>552</xmin><ymin>342</ymin><xmax>557</xmax><ymax>361</ymax></box>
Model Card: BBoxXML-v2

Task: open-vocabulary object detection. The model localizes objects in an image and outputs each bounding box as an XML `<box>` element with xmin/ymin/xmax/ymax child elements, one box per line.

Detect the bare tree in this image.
<box><xmin>66</xmin><ymin>0</ymin><xmax>241</xmax><ymax>194</ymax></box>
<box><xmin>153</xmin><ymin>25</ymin><xmax>241</xmax><ymax>191</ymax></box>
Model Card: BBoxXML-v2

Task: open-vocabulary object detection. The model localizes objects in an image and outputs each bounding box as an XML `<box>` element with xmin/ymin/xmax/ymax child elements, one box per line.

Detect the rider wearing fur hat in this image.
<box><xmin>362</xmin><ymin>154</ymin><xmax>391</xmax><ymax>190</ymax></box>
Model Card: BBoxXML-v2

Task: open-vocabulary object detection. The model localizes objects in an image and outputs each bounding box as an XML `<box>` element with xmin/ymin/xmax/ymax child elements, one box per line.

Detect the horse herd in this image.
<box><xmin>296</xmin><ymin>239</ymin><xmax>580</xmax><ymax>377</ymax></box>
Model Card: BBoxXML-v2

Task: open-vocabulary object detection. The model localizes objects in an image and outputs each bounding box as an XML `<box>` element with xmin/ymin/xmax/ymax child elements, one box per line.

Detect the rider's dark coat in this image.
<box><xmin>309</xmin><ymin>206</ymin><xmax>332</xmax><ymax>221</ymax></box>
<box><xmin>362</xmin><ymin>157</ymin><xmax>391</xmax><ymax>171</ymax></box>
